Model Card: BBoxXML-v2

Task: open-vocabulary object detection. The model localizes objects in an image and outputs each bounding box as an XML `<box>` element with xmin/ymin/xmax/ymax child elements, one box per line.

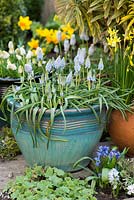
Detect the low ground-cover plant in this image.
<box><xmin>1</xmin><ymin>166</ymin><xmax>96</xmax><ymax>200</ymax></box>
<box><xmin>74</xmin><ymin>145</ymin><xmax>134</xmax><ymax>198</ymax></box>
<box><xmin>0</xmin><ymin>127</ymin><xmax>20</xmax><ymax>160</ymax></box>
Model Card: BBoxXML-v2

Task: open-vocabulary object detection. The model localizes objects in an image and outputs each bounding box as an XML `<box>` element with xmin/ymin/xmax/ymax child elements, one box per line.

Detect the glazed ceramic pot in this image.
<box><xmin>0</xmin><ymin>77</ymin><xmax>20</xmax><ymax>126</ymax></box>
<box><xmin>109</xmin><ymin>110</ymin><xmax>134</xmax><ymax>156</ymax></box>
<box><xmin>8</xmin><ymin>97</ymin><xmax>106</xmax><ymax>171</ymax></box>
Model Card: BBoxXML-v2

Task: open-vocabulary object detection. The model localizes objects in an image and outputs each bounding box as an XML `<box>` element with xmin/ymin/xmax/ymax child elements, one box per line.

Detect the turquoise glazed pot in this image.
<box><xmin>9</xmin><ymin>98</ymin><xmax>106</xmax><ymax>172</ymax></box>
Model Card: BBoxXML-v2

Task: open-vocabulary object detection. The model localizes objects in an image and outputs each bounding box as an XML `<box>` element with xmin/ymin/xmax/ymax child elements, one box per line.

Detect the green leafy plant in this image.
<box><xmin>55</xmin><ymin>0</ymin><xmax>131</xmax><ymax>39</ymax></box>
<box><xmin>106</xmin><ymin>27</ymin><xmax>134</xmax><ymax>105</ymax></box>
<box><xmin>0</xmin><ymin>0</ymin><xmax>26</xmax><ymax>49</ymax></box>
<box><xmin>0</xmin><ymin>127</ymin><xmax>20</xmax><ymax>160</ymax></box>
<box><xmin>0</xmin><ymin>41</ymin><xmax>130</xmax><ymax>145</ymax></box>
<box><xmin>2</xmin><ymin>166</ymin><xmax>96</xmax><ymax>200</ymax></box>
<box><xmin>74</xmin><ymin>146</ymin><xmax>134</xmax><ymax>198</ymax></box>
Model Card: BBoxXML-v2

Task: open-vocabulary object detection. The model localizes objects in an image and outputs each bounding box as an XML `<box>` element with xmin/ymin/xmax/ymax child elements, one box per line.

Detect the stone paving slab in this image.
<box><xmin>0</xmin><ymin>142</ymin><xmax>112</xmax><ymax>192</ymax></box>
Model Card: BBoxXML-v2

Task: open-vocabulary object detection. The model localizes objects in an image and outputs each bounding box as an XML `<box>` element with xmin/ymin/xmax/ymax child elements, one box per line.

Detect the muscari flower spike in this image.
<box><xmin>64</xmin><ymin>39</ymin><xmax>70</xmax><ymax>53</ymax></box>
<box><xmin>98</xmin><ymin>58</ymin><xmax>104</xmax><ymax>70</ymax></box>
<box><xmin>70</xmin><ymin>34</ymin><xmax>76</xmax><ymax>46</ymax></box>
<box><xmin>88</xmin><ymin>44</ymin><xmax>95</xmax><ymax>56</ymax></box>
<box><xmin>36</xmin><ymin>47</ymin><xmax>43</xmax><ymax>61</ymax></box>
<box><xmin>85</xmin><ymin>56</ymin><xmax>91</xmax><ymax>68</ymax></box>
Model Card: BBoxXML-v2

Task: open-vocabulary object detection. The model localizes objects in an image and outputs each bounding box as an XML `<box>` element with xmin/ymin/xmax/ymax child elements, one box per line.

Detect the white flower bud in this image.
<box><xmin>70</xmin><ymin>34</ymin><xmax>76</xmax><ymax>46</ymax></box>
<box><xmin>85</xmin><ymin>56</ymin><xmax>91</xmax><ymax>68</ymax></box>
<box><xmin>26</xmin><ymin>50</ymin><xmax>33</xmax><ymax>59</ymax></box>
<box><xmin>24</xmin><ymin>63</ymin><xmax>32</xmax><ymax>73</ymax></box>
<box><xmin>7</xmin><ymin>60</ymin><xmax>17</xmax><ymax>70</ymax></box>
<box><xmin>88</xmin><ymin>44</ymin><xmax>95</xmax><ymax>56</ymax></box>
<box><xmin>8</xmin><ymin>41</ymin><xmax>14</xmax><ymax>54</ymax></box>
<box><xmin>66</xmin><ymin>71</ymin><xmax>72</xmax><ymax>85</ymax></box>
<box><xmin>0</xmin><ymin>51</ymin><xmax>10</xmax><ymax>59</ymax></box>
<box><xmin>18</xmin><ymin>65</ymin><xmax>23</xmax><ymax>74</ymax></box>
<box><xmin>98</xmin><ymin>58</ymin><xmax>104</xmax><ymax>70</ymax></box>
<box><xmin>46</xmin><ymin>60</ymin><xmax>53</xmax><ymax>72</ymax></box>
<box><xmin>19</xmin><ymin>47</ymin><xmax>26</xmax><ymax>56</ymax></box>
<box><xmin>54</xmin><ymin>45</ymin><xmax>59</xmax><ymax>53</ymax></box>
<box><xmin>16</xmin><ymin>55</ymin><xmax>22</xmax><ymax>60</ymax></box>
<box><xmin>64</xmin><ymin>39</ymin><xmax>70</xmax><ymax>53</ymax></box>
<box><xmin>56</xmin><ymin>30</ymin><xmax>62</xmax><ymax>42</ymax></box>
<box><xmin>36</xmin><ymin>47</ymin><xmax>43</xmax><ymax>61</ymax></box>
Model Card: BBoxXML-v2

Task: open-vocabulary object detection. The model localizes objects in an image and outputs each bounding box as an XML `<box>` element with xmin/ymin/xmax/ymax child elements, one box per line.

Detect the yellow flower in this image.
<box><xmin>107</xmin><ymin>28</ymin><xmax>121</xmax><ymax>52</ymax></box>
<box><xmin>53</xmin><ymin>15</ymin><xmax>59</xmax><ymax>22</ymax></box>
<box><xmin>36</xmin><ymin>28</ymin><xmax>50</xmax><ymax>38</ymax></box>
<box><xmin>61</xmin><ymin>23</ymin><xmax>74</xmax><ymax>38</ymax></box>
<box><xmin>28</xmin><ymin>39</ymin><xmax>39</xmax><ymax>49</ymax></box>
<box><xmin>18</xmin><ymin>16</ymin><xmax>32</xmax><ymax>31</ymax></box>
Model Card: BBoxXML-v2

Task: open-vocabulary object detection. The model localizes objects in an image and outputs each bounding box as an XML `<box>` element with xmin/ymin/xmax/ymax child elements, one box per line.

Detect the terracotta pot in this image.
<box><xmin>109</xmin><ymin>110</ymin><xmax>134</xmax><ymax>156</ymax></box>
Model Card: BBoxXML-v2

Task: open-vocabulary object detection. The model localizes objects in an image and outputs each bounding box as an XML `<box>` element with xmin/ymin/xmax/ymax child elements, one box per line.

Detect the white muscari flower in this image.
<box><xmin>88</xmin><ymin>44</ymin><xmax>95</xmax><ymax>56</ymax></box>
<box><xmin>15</xmin><ymin>86</ymin><xmax>21</xmax><ymax>91</ymax></box>
<box><xmin>70</xmin><ymin>34</ymin><xmax>76</xmax><ymax>46</ymax></box>
<box><xmin>66</xmin><ymin>71</ymin><xmax>73</xmax><ymax>85</ymax></box>
<box><xmin>85</xmin><ymin>56</ymin><xmax>91</xmax><ymax>68</ymax></box>
<box><xmin>56</xmin><ymin>30</ymin><xmax>62</xmax><ymax>42</ymax></box>
<box><xmin>64</xmin><ymin>39</ymin><xmax>70</xmax><ymax>53</ymax></box>
<box><xmin>26</xmin><ymin>50</ymin><xmax>33</xmax><ymax>59</ymax></box>
<box><xmin>8</xmin><ymin>41</ymin><xmax>14</xmax><ymax>54</ymax></box>
<box><xmin>7</xmin><ymin>60</ymin><xmax>17</xmax><ymax>70</ymax></box>
<box><xmin>54</xmin><ymin>56</ymin><xmax>62</xmax><ymax>69</ymax></box>
<box><xmin>127</xmin><ymin>184</ymin><xmax>134</xmax><ymax>195</ymax></box>
<box><xmin>54</xmin><ymin>45</ymin><xmax>59</xmax><ymax>53</ymax></box>
<box><xmin>42</xmin><ymin>60</ymin><xmax>46</xmax><ymax>65</ymax></box>
<box><xmin>18</xmin><ymin>65</ymin><xmax>23</xmax><ymax>74</ymax></box>
<box><xmin>16</xmin><ymin>55</ymin><xmax>22</xmax><ymax>60</ymax></box>
<box><xmin>15</xmin><ymin>48</ymin><xmax>20</xmax><ymax>55</ymax></box>
<box><xmin>0</xmin><ymin>51</ymin><xmax>10</xmax><ymax>59</ymax></box>
<box><xmin>87</xmin><ymin>70</ymin><xmax>96</xmax><ymax>82</ymax></box>
<box><xmin>108</xmin><ymin>168</ymin><xmax>119</xmax><ymax>184</ymax></box>
<box><xmin>77</xmin><ymin>48</ymin><xmax>86</xmax><ymax>65</ymax></box>
<box><xmin>60</xmin><ymin>57</ymin><xmax>66</xmax><ymax>68</ymax></box>
<box><xmin>98</xmin><ymin>58</ymin><xmax>104</xmax><ymax>70</ymax></box>
<box><xmin>80</xmin><ymin>32</ymin><xmax>89</xmax><ymax>41</ymax></box>
<box><xmin>36</xmin><ymin>47</ymin><xmax>43</xmax><ymax>61</ymax></box>
<box><xmin>19</xmin><ymin>46</ymin><xmax>26</xmax><ymax>56</ymax></box>
<box><xmin>24</xmin><ymin>63</ymin><xmax>32</xmax><ymax>73</ymax></box>
<box><xmin>74</xmin><ymin>61</ymin><xmax>81</xmax><ymax>73</ymax></box>
<box><xmin>46</xmin><ymin>60</ymin><xmax>53</xmax><ymax>72</ymax></box>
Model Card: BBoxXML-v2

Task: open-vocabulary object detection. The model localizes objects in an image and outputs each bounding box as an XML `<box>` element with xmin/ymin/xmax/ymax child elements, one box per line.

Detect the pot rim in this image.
<box><xmin>7</xmin><ymin>96</ymin><xmax>102</xmax><ymax>113</ymax></box>
<box><xmin>0</xmin><ymin>77</ymin><xmax>20</xmax><ymax>82</ymax></box>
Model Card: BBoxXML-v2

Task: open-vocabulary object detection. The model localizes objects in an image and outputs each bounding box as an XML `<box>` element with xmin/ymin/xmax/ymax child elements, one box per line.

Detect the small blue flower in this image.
<box><xmin>109</xmin><ymin>149</ymin><xmax>121</xmax><ymax>159</ymax></box>
<box><xmin>94</xmin><ymin>157</ymin><xmax>101</xmax><ymax>166</ymax></box>
<box><xmin>97</xmin><ymin>145</ymin><xmax>110</xmax><ymax>157</ymax></box>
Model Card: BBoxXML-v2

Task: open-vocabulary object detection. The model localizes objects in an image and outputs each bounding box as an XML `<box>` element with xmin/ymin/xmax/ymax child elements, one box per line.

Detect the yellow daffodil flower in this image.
<box><xmin>18</xmin><ymin>16</ymin><xmax>32</xmax><ymax>31</ymax></box>
<box><xmin>61</xmin><ymin>23</ymin><xmax>74</xmax><ymax>37</ymax></box>
<box><xmin>28</xmin><ymin>39</ymin><xmax>39</xmax><ymax>49</ymax></box>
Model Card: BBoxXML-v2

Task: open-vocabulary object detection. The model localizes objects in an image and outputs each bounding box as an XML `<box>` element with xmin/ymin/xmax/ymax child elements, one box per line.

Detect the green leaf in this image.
<box><xmin>102</xmin><ymin>168</ymin><xmax>110</xmax><ymax>182</ymax></box>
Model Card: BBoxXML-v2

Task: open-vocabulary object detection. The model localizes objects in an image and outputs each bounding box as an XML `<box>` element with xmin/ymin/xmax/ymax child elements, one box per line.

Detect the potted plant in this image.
<box><xmin>1</xmin><ymin>41</ymin><xmax>129</xmax><ymax>171</ymax></box>
<box><xmin>106</xmin><ymin>28</ymin><xmax>134</xmax><ymax>156</ymax></box>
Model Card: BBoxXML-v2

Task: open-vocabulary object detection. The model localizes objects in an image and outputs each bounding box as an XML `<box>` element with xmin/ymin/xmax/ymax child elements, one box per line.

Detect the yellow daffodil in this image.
<box><xmin>28</xmin><ymin>39</ymin><xmax>39</xmax><ymax>49</ymax></box>
<box><xmin>107</xmin><ymin>28</ymin><xmax>121</xmax><ymax>52</ymax></box>
<box><xmin>18</xmin><ymin>16</ymin><xmax>32</xmax><ymax>31</ymax></box>
<box><xmin>61</xmin><ymin>23</ymin><xmax>74</xmax><ymax>38</ymax></box>
<box><xmin>36</xmin><ymin>28</ymin><xmax>50</xmax><ymax>38</ymax></box>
